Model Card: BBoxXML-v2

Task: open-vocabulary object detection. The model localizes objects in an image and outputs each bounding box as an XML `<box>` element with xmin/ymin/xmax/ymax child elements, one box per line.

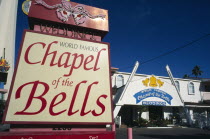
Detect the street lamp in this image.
<box><xmin>137</xmin><ymin>111</ymin><xmax>140</xmax><ymax>121</ymax></box>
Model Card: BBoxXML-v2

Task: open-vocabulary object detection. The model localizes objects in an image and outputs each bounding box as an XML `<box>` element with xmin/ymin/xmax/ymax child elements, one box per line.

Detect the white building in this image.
<box><xmin>112</xmin><ymin>70</ymin><xmax>210</xmax><ymax>128</ymax></box>
<box><xmin>0</xmin><ymin>0</ymin><xmax>18</xmax><ymax>100</ymax></box>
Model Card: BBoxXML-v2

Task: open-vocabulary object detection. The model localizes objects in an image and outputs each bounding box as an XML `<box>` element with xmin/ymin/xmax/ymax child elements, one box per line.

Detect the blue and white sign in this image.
<box><xmin>142</xmin><ymin>101</ymin><xmax>166</xmax><ymax>106</ymax></box>
<box><xmin>133</xmin><ymin>88</ymin><xmax>173</xmax><ymax>105</ymax></box>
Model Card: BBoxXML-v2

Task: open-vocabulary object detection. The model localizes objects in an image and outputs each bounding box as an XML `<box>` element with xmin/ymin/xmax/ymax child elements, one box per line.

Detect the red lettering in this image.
<box><xmin>15</xmin><ymin>81</ymin><xmax>49</xmax><ymax>115</ymax></box>
<box><xmin>94</xmin><ymin>48</ymin><xmax>106</xmax><ymax>71</ymax></box>
<box><xmin>14</xmin><ymin>80</ymin><xmax>108</xmax><ymax>118</ymax></box>
<box><xmin>68</xmin><ymin>80</ymin><xmax>87</xmax><ymax>116</ymax></box>
<box><xmin>24</xmin><ymin>42</ymin><xmax>46</xmax><ymax>64</ymax></box>
<box><xmin>92</xmin><ymin>95</ymin><xmax>107</xmax><ymax>116</ymax></box>
<box><xmin>24</xmin><ymin>41</ymin><xmax>106</xmax><ymax>77</ymax></box>
<box><xmin>41</xmin><ymin>41</ymin><xmax>58</xmax><ymax>66</ymax></box>
<box><xmin>84</xmin><ymin>55</ymin><xmax>94</xmax><ymax>70</ymax></box>
<box><xmin>49</xmin><ymin>92</ymin><xmax>67</xmax><ymax>116</ymax></box>
<box><xmin>58</xmin><ymin>52</ymin><xmax>71</xmax><ymax>67</ymax></box>
<box><xmin>64</xmin><ymin>53</ymin><xmax>84</xmax><ymax>76</ymax></box>
<box><xmin>80</xmin><ymin>81</ymin><xmax>98</xmax><ymax>116</ymax></box>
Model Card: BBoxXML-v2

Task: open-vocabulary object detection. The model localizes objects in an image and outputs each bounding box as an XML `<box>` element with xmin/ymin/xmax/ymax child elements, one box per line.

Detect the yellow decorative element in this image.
<box><xmin>0</xmin><ymin>58</ymin><xmax>10</xmax><ymax>72</ymax></box>
<box><xmin>149</xmin><ymin>76</ymin><xmax>157</xmax><ymax>87</ymax></box>
<box><xmin>157</xmin><ymin>79</ymin><xmax>164</xmax><ymax>87</ymax></box>
<box><xmin>0</xmin><ymin>58</ymin><xmax>6</xmax><ymax>66</ymax></box>
<box><xmin>142</xmin><ymin>75</ymin><xmax>164</xmax><ymax>88</ymax></box>
<box><xmin>142</xmin><ymin>78</ymin><xmax>149</xmax><ymax>87</ymax></box>
<box><xmin>22</xmin><ymin>0</ymin><xmax>31</xmax><ymax>15</ymax></box>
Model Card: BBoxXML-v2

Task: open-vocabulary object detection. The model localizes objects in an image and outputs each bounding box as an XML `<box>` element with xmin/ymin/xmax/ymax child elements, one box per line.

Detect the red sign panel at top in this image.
<box><xmin>28</xmin><ymin>0</ymin><xmax>109</xmax><ymax>32</ymax></box>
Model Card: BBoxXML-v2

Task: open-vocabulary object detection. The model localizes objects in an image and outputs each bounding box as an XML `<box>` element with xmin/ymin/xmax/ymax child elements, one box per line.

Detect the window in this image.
<box><xmin>188</xmin><ymin>82</ymin><xmax>195</xmax><ymax>95</ymax></box>
<box><xmin>116</xmin><ymin>75</ymin><xmax>124</xmax><ymax>88</ymax></box>
<box><xmin>175</xmin><ymin>81</ymin><xmax>180</xmax><ymax>92</ymax></box>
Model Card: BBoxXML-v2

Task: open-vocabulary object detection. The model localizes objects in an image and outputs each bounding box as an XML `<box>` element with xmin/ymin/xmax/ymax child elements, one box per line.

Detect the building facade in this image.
<box><xmin>0</xmin><ymin>0</ymin><xmax>18</xmax><ymax>122</ymax></box>
<box><xmin>0</xmin><ymin>0</ymin><xmax>18</xmax><ymax>100</ymax></box>
<box><xmin>112</xmin><ymin>71</ymin><xmax>210</xmax><ymax>128</ymax></box>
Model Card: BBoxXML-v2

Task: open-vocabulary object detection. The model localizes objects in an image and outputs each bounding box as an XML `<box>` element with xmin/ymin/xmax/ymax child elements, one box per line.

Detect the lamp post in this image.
<box><xmin>138</xmin><ymin>111</ymin><xmax>140</xmax><ymax>121</ymax></box>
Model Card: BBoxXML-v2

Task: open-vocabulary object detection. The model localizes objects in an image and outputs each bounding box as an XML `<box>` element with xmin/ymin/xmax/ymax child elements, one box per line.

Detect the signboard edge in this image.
<box><xmin>3</xmin><ymin>29</ymin><xmax>114</xmax><ymax>125</ymax></box>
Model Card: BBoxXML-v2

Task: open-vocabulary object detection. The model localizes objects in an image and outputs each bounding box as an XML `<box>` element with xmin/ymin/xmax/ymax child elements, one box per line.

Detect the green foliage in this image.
<box><xmin>133</xmin><ymin>118</ymin><xmax>171</xmax><ymax>127</ymax></box>
<box><xmin>146</xmin><ymin>119</ymin><xmax>170</xmax><ymax>127</ymax></box>
<box><xmin>132</xmin><ymin>117</ymin><xmax>148</xmax><ymax>127</ymax></box>
<box><xmin>192</xmin><ymin>65</ymin><xmax>203</xmax><ymax>78</ymax></box>
<box><xmin>138</xmin><ymin>117</ymin><xmax>148</xmax><ymax>127</ymax></box>
<box><xmin>183</xmin><ymin>74</ymin><xmax>190</xmax><ymax>78</ymax></box>
<box><xmin>183</xmin><ymin>65</ymin><xmax>203</xmax><ymax>78</ymax></box>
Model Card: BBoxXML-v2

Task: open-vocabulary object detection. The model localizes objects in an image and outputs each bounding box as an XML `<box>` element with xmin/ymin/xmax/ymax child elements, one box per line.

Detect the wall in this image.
<box><xmin>177</xmin><ymin>79</ymin><xmax>202</xmax><ymax>103</ymax></box>
<box><xmin>113</xmin><ymin>72</ymin><xmax>202</xmax><ymax>106</ymax></box>
<box><xmin>0</xmin><ymin>0</ymin><xmax>18</xmax><ymax>99</ymax></box>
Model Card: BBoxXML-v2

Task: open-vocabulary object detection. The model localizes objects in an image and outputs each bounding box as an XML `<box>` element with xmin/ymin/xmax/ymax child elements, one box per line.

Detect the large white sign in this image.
<box><xmin>4</xmin><ymin>30</ymin><xmax>113</xmax><ymax>124</ymax></box>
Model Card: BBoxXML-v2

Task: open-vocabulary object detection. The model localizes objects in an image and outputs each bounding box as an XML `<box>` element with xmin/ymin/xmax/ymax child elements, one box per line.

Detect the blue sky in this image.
<box><xmin>16</xmin><ymin>0</ymin><xmax>210</xmax><ymax>78</ymax></box>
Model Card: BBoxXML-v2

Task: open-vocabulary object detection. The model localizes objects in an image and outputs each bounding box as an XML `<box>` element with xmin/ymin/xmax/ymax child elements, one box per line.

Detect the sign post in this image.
<box><xmin>114</xmin><ymin>61</ymin><xmax>139</xmax><ymax>118</ymax></box>
<box><xmin>166</xmin><ymin>65</ymin><xmax>184</xmax><ymax>104</ymax></box>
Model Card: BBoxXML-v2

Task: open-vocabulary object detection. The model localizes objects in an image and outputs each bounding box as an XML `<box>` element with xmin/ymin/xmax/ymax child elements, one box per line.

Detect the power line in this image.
<box><xmin>140</xmin><ymin>34</ymin><xmax>210</xmax><ymax>65</ymax></box>
<box><xmin>117</xmin><ymin>34</ymin><xmax>210</xmax><ymax>71</ymax></box>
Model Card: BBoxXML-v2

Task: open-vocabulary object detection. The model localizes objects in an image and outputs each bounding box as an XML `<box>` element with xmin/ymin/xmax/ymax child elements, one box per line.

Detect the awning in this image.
<box><xmin>184</xmin><ymin>102</ymin><xmax>210</xmax><ymax>107</ymax></box>
<box><xmin>185</xmin><ymin>105</ymin><xmax>210</xmax><ymax>108</ymax></box>
<box><xmin>201</xmin><ymin>79</ymin><xmax>210</xmax><ymax>83</ymax></box>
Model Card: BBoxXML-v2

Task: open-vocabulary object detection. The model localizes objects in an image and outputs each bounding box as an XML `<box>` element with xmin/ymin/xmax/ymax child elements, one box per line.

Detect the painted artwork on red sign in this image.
<box><xmin>35</xmin><ymin>0</ymin><xmax>105</xmax><ymax>25</ymax></box>
<box><xmin>28</xmin><ymin>0</ymin><xmax>109</xmax><ymax>32</ymax></box>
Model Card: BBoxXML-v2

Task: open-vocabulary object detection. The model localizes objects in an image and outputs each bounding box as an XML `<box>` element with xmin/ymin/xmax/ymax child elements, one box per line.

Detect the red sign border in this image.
<box><xmin>0</xmin><ymin>131</ymin><xmax>115</xmax><ymax>139</ymax></box>
<box><xmin>2</xmin><ymin>29</ymin><xmax>114</xmax><ymax>125</ymax></box>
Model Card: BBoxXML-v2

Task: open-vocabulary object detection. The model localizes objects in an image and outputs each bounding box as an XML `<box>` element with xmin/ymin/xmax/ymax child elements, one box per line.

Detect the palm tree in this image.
<box><xmin>183</xmin><ymin>74</ymin><xmax>190</xmax><ymax>78</ymax></box>
<box><xmin>192</xmin><ymin>65</ymin><xmax>203</xmax><ymax>78</ymax></box>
